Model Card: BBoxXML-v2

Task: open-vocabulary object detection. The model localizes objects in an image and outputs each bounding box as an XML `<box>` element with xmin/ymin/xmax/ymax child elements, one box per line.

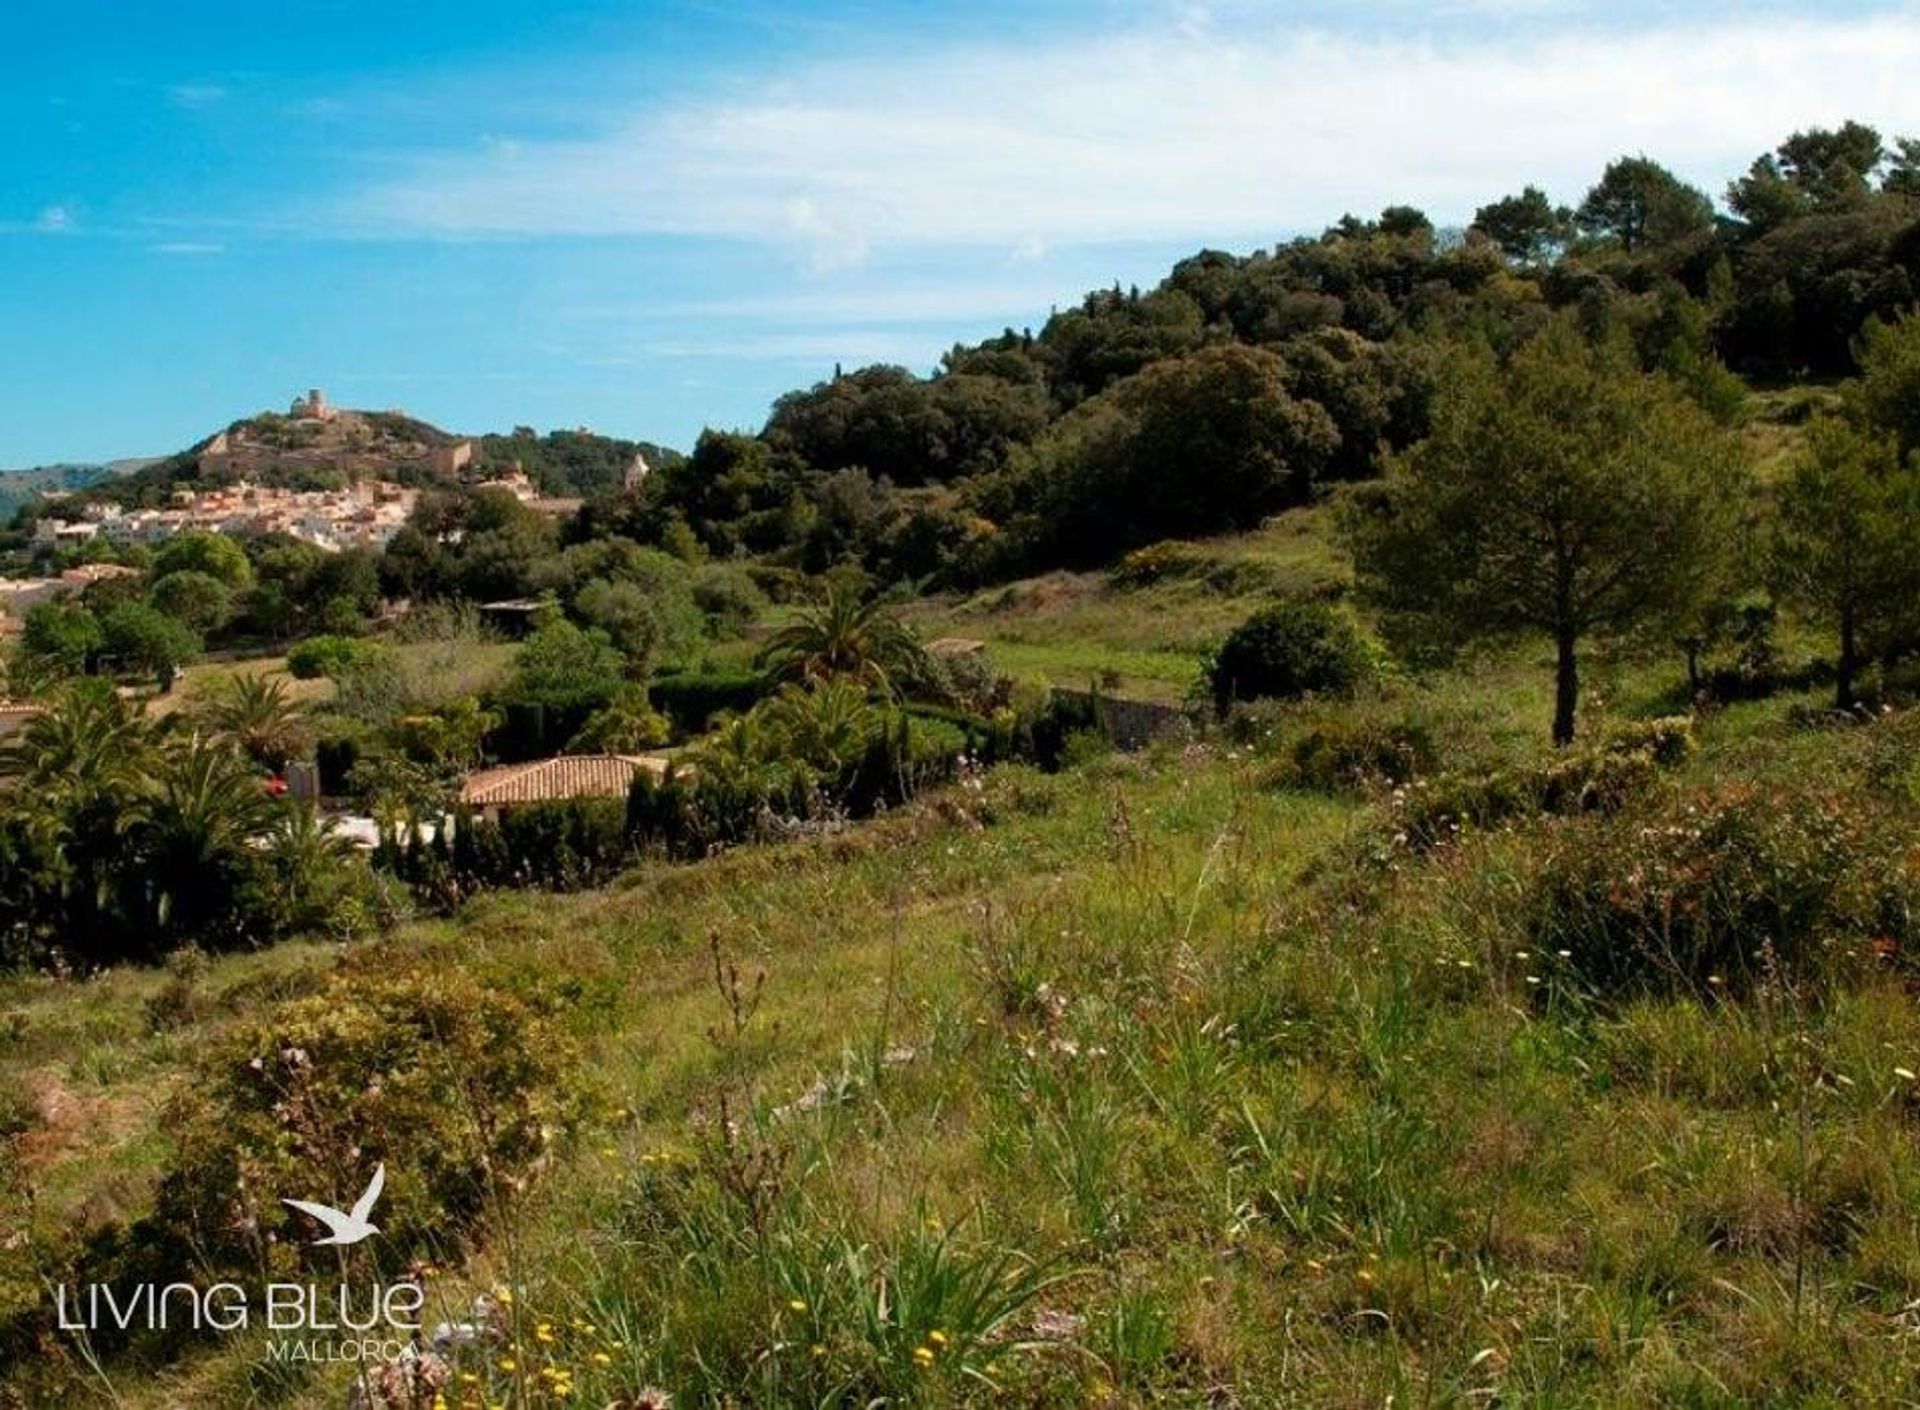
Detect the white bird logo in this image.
<box><xmin>282</xmin><ymin>1164</ymin><xmax>385</xmax><ymax>1246</ymax></box>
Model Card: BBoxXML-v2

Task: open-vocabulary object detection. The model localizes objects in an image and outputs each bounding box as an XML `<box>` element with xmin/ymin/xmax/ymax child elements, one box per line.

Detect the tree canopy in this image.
<box><xmin>1343</xmin><ymin>322</ymin><xmax>1744</xmax><ymax>743</ymax></box>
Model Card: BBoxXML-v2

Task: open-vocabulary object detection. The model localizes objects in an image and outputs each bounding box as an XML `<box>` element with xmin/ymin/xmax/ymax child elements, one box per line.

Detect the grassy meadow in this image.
<box><xmin>6</xmin><ymin>494</ymin><xmax>1919</xmax><ymax>1406</ymax></box>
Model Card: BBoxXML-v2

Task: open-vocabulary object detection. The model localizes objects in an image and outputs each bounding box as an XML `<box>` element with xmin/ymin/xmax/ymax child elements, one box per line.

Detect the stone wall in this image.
<box><xmin>1050</xmin><ymin>688</ymin><xmax>1194</xmax><ymax>751</ymax></box>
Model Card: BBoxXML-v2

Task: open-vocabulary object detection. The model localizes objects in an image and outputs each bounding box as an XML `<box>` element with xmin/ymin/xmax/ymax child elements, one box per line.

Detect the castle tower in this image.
<box><xmin>289</xmin><ymin>388</ymin><xmax>335</xmax><ymax>421</ymax></box>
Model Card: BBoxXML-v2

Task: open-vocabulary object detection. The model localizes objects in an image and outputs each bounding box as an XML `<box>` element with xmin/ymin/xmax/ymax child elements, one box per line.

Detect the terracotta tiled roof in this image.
<box><xmin>460</xmin><ymin>753</ymin><xmax>671</xmax><ymax>807</ymax></box>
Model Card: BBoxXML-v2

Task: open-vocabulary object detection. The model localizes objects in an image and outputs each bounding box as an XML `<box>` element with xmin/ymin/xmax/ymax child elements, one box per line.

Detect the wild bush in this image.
<box><xmin>1528</xmin><ymin>784</ymin><xmax>1914</xmax><ymax>998</ymax></box>
<box><xmin>149</xmin><ymin>965</ymin><xmax>590</xmax><ymax>1279</ymax></box>
<box><xmin>1392</xmin><ymin>716</ymin><xmax>1693</xmax><ymax>849</ymax></box>
<box><xmin>648</xmin><ymin>669</ymin><xmax>769</xmax><ymax>736</ymax></box>
<box><xmin>1109</xmin><ymin>540</ymin><xmax>1210</xmax><ymax>587</ymax></box>
<box><xmin>625</xmin><ymin>706</ymin><xmax>967</xmax><ymax>859</ymax></box>
<box><xmin>1207</xmin><ymin>599</ymin><xmax>1368</xmax><ymax>713</ymax></box>
<box><xmin>285</xmin><ymin>633</ymin><xmax>378</xmax><ymax>680</ymax></box>
<box><xmin>689</xmin><ymin>562</ymin><xmax>769</xmax><ymax>637</ymax></box>
<box><xmin>1267</xmin><ymin>715</ymin><xmax>1437</xmax><ymax>794</ymax></box>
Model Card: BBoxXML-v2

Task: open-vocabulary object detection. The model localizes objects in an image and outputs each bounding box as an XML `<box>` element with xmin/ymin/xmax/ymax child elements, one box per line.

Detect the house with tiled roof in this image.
<box><xmin>459</xmin><ymin>752</ymin><xmax>674</xmax><ymax>818</ymax></box>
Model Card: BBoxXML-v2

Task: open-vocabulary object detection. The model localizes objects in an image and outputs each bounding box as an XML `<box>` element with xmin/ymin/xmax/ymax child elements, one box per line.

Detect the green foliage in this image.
<box><xmin>1773</xmin><ymin>416</ymin><xmax>1920</xmax><ymax>705</ymax></box>
<box><xmin>567</xmin><ymin>684</ymin><xmax>671</xmax><ymax>754</ymax></box>
<box><xmin>1728</xmin><ymin>121</ymin><xmax>1886</xmax><ymax>229</ymax></box>
<box><xmin>18</xmin><ymin>600</ymin><xmax>102</xmax><ymax>675</ymax></box>
<box><xmin>1529</xmin><ymin>782</ymin><xmax>1914</xmax><ymax>998</ymax></box>
<box><xmin>1850</xmin><ymin>306</ymin><xmax>1920</xmax><ymax>462</ymax></box>
<box><xmin>626</xmin><ymin>690</ymin><xmax>967</xmax><ymax>859</ymax></box>
<box><xmin>765</xmin><ymin>362</ymin><xmax>1051</xmax><ymax>486</ymax></box>
<box><xmin>1267</xmin><ymin>715</ymin><xmax>1437</xmax><ymax>794</ymax></box>
<box><xmin>1472</xmin><ymin>185</ymin><xmax>1572</xmax><ymax>263</ymax></box>
<box><xmin>285</xmin><ymin>632</ymin><xmax>378</xmax><ymax>679</ymax></box>
<box><xmin>983</xmin><ymin>344</ymin><xmax>1339</xmax><ymax>570</ymax></box>
<box><xmin>1109</xmin><ymin>540</ymin><xmax>1211</xmax><ymax>588</ymax></box>
<box><xmin>0</xmin><ymin>691</ymin><xmax>372</xmax><ymax>965</ymax></box>
<box><xmin>475</xmin><ymin>425</ymin><xmax>679</xmax><ymax>498</ymax></box>
<box><xmin>193</xmin><ymin>671</ymin><xmax>308</xmax><ymax>770</ymax></box>
<box><xmin>1207</xmin><ymin>599</ymin><xmax>1368</xmax><ymax>712</ymax></box>
<box><xmin>148</xmin><ymin>568</ymin><xmax>235</xmax><ymax>635</ymax></box>
<box><xmin>151</xmin><ymin>530</ymin><xmax>253</xmax><ymax>589</ymax></box>
<box><xmin>399</xmin><ymin>799</ymin><xmax>635</xmax><ymax>895</ymax></box>
<box><xmin>1576</xmin><ymin>156</ymin><xmax>1716</xmax><ymax>252</ymax></box>
<box><xmin>690</xmin><ymin>561</ymin><xmax>769</xmax><ymax>636</ymax></box>
<box><xmin>504</xmin><ymin>618</ymin><xmax>628</xmax><ymax>713</ymax></box>
<box><xmin>757</xmin><ymin>572</ymin><xmax>932</xmax><ymax>698</ymax></box>
<box><xmin>386</xmin><ymin>695</ymin><xmax>498</xmax><ymax>768</ymax></box>
<box><xmin>429</xmin><ymin>488</ymin><xmax>560</xmax><ymax>601</ymax></box>
<box><xmin>536</xmin><ymin>538</ymin><xmax>708</xmax><ymax>668</ymax></box>
<box><xmin>1389</xmin><ymin>717</ymin><xmax>1695</xmax><ymax>850</ymax></box>
<box><xmin>1344</xmin><ymin>322</ymin><xmax>1745</xmax><ymax>742</ymax></box>
<box><xmin>98</xmin><ymin>602</ymin><xmax>200</xmax><ymax>681</ymax></box>
<box><xmin>152</xmin><ymin>964</ymin><xmax>589</xmax><ymax>1278</ymax></box>
<box><xmin>648</xmin><ymin>668</ymin><xmax>770</xmax><ymax>736</ymax></box>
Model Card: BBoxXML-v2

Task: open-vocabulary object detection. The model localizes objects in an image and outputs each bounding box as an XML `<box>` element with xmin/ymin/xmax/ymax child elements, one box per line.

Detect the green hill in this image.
<box><xmin>5</xmin><ymin>489</ymin><xmax>1917</xmax><ymax>1404</ymax></box>
<box><xmin>0</xmin><ymin>457</ymin><xmax>157</xmax><ymax>519</ymax></box>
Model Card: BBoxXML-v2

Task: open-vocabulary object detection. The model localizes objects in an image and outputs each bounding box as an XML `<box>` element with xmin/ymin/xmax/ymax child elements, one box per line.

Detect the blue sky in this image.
<box><xmin>5</xmin><ymin>0</ymin><xmax>1920</xmax><ymax>467</ymax></box>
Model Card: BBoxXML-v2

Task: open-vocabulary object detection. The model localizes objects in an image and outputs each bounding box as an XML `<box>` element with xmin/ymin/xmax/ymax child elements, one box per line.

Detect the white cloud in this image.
<box><xmin>558</xmin><ymin>280</ymin><xmax>1078</xmax><ymax>327</ymax></box>
<box><xmin>151</xmin><ymin>241</ymin><xmax>226</xmax><ymax>256</ymax></box>
<box><xmin>637</xmin><ymin>330</ymin><xmax>959</xmax><ymax>363</ymax></box>
<box><xmin>324</xmin><ymin>10</ymin><xmax>1920</xmax><ymax>263</ymax></box>
<box><xmin>34</xmin><ymin>205</ymin><xmax>73</xmax><ymax>234</ymax></box>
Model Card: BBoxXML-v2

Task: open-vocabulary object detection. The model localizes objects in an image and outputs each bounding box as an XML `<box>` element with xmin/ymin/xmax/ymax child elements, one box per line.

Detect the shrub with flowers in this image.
<box><xmin>1527</xmin><ymin>783</ymin><xmax>1916</xmax><ymax>998</ymax></box>
<box><xmin>1266</xmin><ymin>715</ymin><xmax>1437</xmax><ymax>794</ymax></box>
<box><xmin>149</xmin><ymin>965</ymin><xmax>593</xmax><ymax>1280</ymax></box>
<box><xmin>1389</xmin><ymin>716</ymin><xmax>1693</xmax><ymax>850</ymax></box>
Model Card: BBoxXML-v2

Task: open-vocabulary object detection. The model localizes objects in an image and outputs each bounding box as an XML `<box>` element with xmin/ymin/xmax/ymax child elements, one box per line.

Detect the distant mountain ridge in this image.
<box><xmin>0</xmin><ymin>458</ymin><xmax>160</xmax><ymax>518</ymax></box>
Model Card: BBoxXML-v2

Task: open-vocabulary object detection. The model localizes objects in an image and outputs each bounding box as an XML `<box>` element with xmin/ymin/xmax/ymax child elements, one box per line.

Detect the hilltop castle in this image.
<box><xmin>289</xmin><ymin>388</ymin><xmax>338</xmax><ymax>422</ymax></box>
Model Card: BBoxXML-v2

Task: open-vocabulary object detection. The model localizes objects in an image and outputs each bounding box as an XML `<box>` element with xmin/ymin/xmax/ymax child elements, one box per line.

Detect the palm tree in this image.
<box><xmin>200</xmin><ymin>672</ymin><xmax>307</xmax><ymax>771</ymax></box>
<box><xmin>756</xmin><ymin>573</ymin><xmax>930</xmax><ymax>699</ymax></box>
<box><xmin>1</xmin><ymin>683</ymin><xmax>155</xmax><ymax>791</ymax></box>
<box><xmin>0</xmin><ymin>686</ymin><xmax>164</xmax><ymax>961</ymax></box>
<box><xmin>133</xmin><ymin>735</ymin><xmax>282</xmax><ymax>946</ymax></box>
<box><xmin>696</xmin><ymin>710</ymin><xmax>788</xmax><ymax>793</ymax></box>
<box><xmin>763</xmin><ymin>679</ymin><xmax>877</xmax><ymax>776</ymax></box>
<box><xmin>262</xmin><ymin>803</ymin><xmax>362</xmax><ymax>937</ymax></box>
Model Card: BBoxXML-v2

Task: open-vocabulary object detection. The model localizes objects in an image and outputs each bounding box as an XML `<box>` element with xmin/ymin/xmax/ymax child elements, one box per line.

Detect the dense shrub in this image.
<box><xmin>1528</xmin><ymin>784</ymin><xmax>1915</xmax><ymax>998</ymax></box>
<box><xmin>626</xmin><ymin>710</ymin><xmax>967</xmax><ymax>859</ymax></box>
<box><xmin>649</xmin><ymin>669</ymin><xmax>770</xmax><ymax>736</ymax></box>
<box><xmin>567</xmin><ymin>684</ymin><xmax>671</xmax><ymax>754</ymax></box>
<box><xmin>1269</xmin><ymin>716</ymin><xmax>1437</xmax><ymax>794</ymax></box>
<box><xmin>1207</xmin><ymin>600</ymin><xmax>1368</xmax><ymax>713</ymax></box>
<box><xmin>690</xmin><ymin>562</ymin><xmax>770</xmax><ymax>636</ymax></box>
<box><xmin>1109</xmin><ymin>540</ymin><xmax>1211</xmax><ymax>587</ymax></box>
<box><xmin>1392</xmin><ymin>717</ymin><xmax>1693</xmax><ymax>849</ymax></box>
<box><xmin>148</xmin><ymin>966</ymin><xmax>590</xmax><ymax>1281</ymax></box>
<box><xmin>285</xmin><ymin>633</ymin><xmax>378</xmax><ymax>680</ymax></box>
<box><xmin>381</xmin><ymin>800</ymin><xmax>632</xmax><ymax>901</ymax></box>
<box><xmin>0</xmin><ymin>693</ymin><xmax>378</xmax><ymax>967</ymax></box>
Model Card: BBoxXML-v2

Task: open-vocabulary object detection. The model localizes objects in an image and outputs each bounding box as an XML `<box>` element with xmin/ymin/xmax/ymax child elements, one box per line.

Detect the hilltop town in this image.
<box><xmin>0</xmin><ymin>390</ymin><xmax>650</xmax><ymax>636</ymax></box>
<box><xmin>34</xmin><ymin>476</ymin><xmax>421</xmax><ymax>554</ymax></box>
<box><xmin>24</xmin><ymin>388</ymin><xmax>631</xmax><ymax>555</ymax></box>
